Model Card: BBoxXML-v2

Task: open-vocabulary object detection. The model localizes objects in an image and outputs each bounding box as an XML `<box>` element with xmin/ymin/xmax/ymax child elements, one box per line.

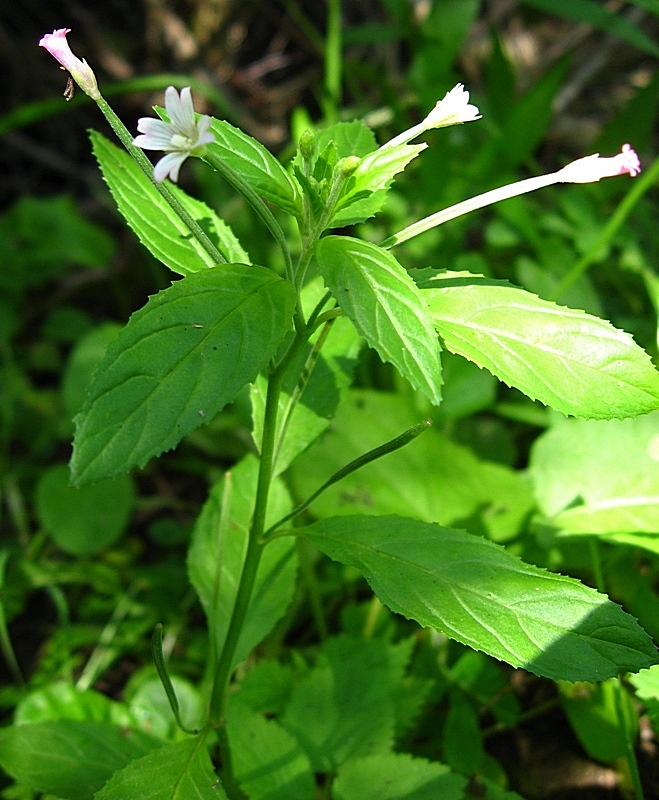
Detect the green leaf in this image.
<box><xmin>15</xmin><ymin>682</ymin><xmax>139</xmax><ymax>728</ymax></box>
<box><xmin>36</xmin><ymin>464</ymin><xmax>134</xmax><ymax>555</ymax></box>
<box><xmin>316</xmin><ymin>237</ymin><xmax>443</xmax><ymax>404</ymax></box>
<box><xmin>251</xmin><ymin>277</ymin><xmax>361</xmax><ymax>475</ymax></box>
<box><xmin>314</xmin><ymin>120</ymin><xmax>379</xmax><ymax>160</ymax></box>
<box><xmin>530</xmin><ymin>412</ymin><xmax>659</xmax><ymax>536</ymax></box>
<box><xmin>0</xmin><ymin>721</ymin><xmax>160</xmax><ymax>800</ymax></box>
<box><xmin>443</xmin><ymin>692</ymin><xmax>483</xmax><ymax>774</ymax></box>
<box><xmin>280</xmin><ymin>636</ymin><xmax>397</xmax><ymax>770</ymax></box>
<box><xmin>299</xmin><ymin>514</ymin><xmax>659</xmax><ymax>681</ymax></box>
<box><xmin>420</xmin><ymin>271</ymin><xmax>659</xmax><ymax>419</ymax></box>
<box><xmin>71</xmin><ymin>265</ymin><xmax>295</xmax><ymax>484</ymax></box>
<box><xmin>520</xmin><ymin>0</ymin><xmax>659</xmax><ymax>57</ymax></box>
<box><xmin>559</xmin><ymin>679</ymin><xmax>636</xmax><ymax>763</ymax></box>
<box><xmin>290</xmin><ymin>390</ymin><xmax>534</xmax><ymax>543</ymax></box>
<box><xmin>333</xmin><ymin>753</ymin><xmax>465</xmax><ymax>800</ymax></box>
<box><xmin>226</xmin><ymin>685</ymin><xmax>314</xmax><ymax>800</ymax></box>
<box><xmin>187</xmin><ymin>455</ymin><xmax>297</xmax><ymax>668</ymax></box>
<box><xmin>206</xmin><ymin>119</ymin><xmax>301</xmax><ymax>216</ymax></box>
<box><xmin>95</xmin><ymin>736</ymin><xmax>226</xmax><ymax>800</ymax></box>
<box><xmin>91</xmin><ymin>131</ymin><xmax>248</xmax><ymax>274</ymax></box>
<box><xmin>331</xmin><ymin>143</ymin><xmax>426</xmax><ymax>227</ymax></box>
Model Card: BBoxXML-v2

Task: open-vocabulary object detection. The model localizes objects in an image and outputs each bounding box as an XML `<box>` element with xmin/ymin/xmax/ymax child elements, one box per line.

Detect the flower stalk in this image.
<box><xmin>381</xmin><ymin>145</ymin><xmax>641</xmax><ymax>249</ymax></box>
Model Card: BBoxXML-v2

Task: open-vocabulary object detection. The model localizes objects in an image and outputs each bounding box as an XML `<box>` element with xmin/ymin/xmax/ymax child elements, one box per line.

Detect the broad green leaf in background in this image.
<box><xmin>91</xmin><ymin>131</ymin><xmax>248</xmax><ymax>274</ymax></box>
<box><xmin>290</xmin><ymin>390</ymin><xmax>534</xmax><ymax>543</ymax></box>
<box><xmin>206</xmin><ymin>119</ymin><xmax>301</xmax><ymax>216</ymax></box>
<box><xmin>36</xmin><ymin>464</ymin><xmax>134</xmax><ymax>555</ymax></box>
<box><xmin>62</xmin><ymin>323</ymin><xmax>122</xmax><ymax>417</ymax></box>
<box><xmin>128</xmin><ymin>676</ymin><xmax>204</xmax><ymax>740</ymax></box>
<box><xmin>71</xmin><ymin>265</ymin><xmax>296</xmax><ymax>484</ymax></box>
<box><xmin>251</xmin><ymin>277</ymin><xmax>361</xmax><ymax>475</ymax></box>
<box><xmin>14</xmin><ymin>682</ymin><xmax>139</xmax><ymax>728</ymax></box>
<box><xmin>316</xmin><ymin>237</ymin><xmax>443</xmax><ymax>404</ymax></box>
<box><xmin>299</xmin><ymin>515</ymin><xmax>659</xmax><ymax>681</ymax></box>
<box><xmin>559</xmin><ymin>679</ymin><xmax>636</xmax><ymax>763</ymax></box>
<box><xmin>442</xmin><ymin>691</ymin><xmax>483</xmax><ymax>775</ymax></box>
<box><xmin>0</xmin><ymin>195</ymin><xmax>115</xmax><ymax>293</ymax></box>
<box><xmin>280</xmin><ymin>636</ymin><xmax>400</xmax><ymax>771</ymax></box>
<box><xmin>630</xmin><ymin>665</ymin><xmax>659</xmax><ymax>737</ymax></box>
<box><xmin>187</xmin><ymin>455</ymin><xmax>296</xmax><ymax>669</ymax></box>
<box><xmin>95</xmin><ymin>736</ymin><xmax>225</xmax><ymax>800</ymax></box>
<box><xmin>0</xmin><ymin>721</ymin><xmax>160</xmax><ymax>800</ymax></box>
<box><xmin>420</xmin><ymin>271</ymin><xmax>659</xmax><ymax>419</ymax></box>
<box><xmin>333</xmin><ymin>752</ymin><xmax>465</xmax><ymax>800</ymax></box>
<box><xmin>225</xmin><ymin>691</ymin><xmax>314</xmax><ymax>800</ymax></box>
<box><xmin>529</xmin><ymin>412</ymin><xmax>659</xmax><ymax>537</ymax></box>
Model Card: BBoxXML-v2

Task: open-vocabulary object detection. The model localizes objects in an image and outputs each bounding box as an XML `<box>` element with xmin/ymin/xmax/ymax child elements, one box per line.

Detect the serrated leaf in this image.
<box><xmin>206</xmin><ymin>119</ymin><xmax>301</xmax><ymax>215</ymax></box>
<box><xmin>71</xmin><ymin>265</ymin><xmax>296</xmax><ymax>484</ymax></box>
<box><xmin>95</xmin><ymin>736</ymin><xmax>225</xmax><ymax>800</ymax></box>
<box><xmin>316</xmin><ymin>237</ymin><xmax>443</xmax><ymax>403</ymax></box>
<box><xmin>187</xmin><ymin>455</ymin><xmax>297</xmax><ymax>668</ymax></box>
<box><xmin>420</xmin><ymin>271</ymin><xmax>659</xmax><ymax>419</ymax></box>
<box><xmin>300</xmin><ymin>514</ymin><xmax>658</xmax><ymax>681</ymax></box>
<box><xmin>530</xmin><ymin>412</ymin><xmax>659</xmax><ymax>536</ymax></box>
<box><xmin>334</xmin><ymin>752</ymin><xmax>465</xmax><ymax>800</ymax></box>
<box><xmin>90</xmin><ymin>131</ymin><xmax>247</xmax><ymax>274</ymax></box>
<box><xmin>331</xmin><ymin>143</ymin><xmax>426</xmax><ymax>227</ymax></box>
<box><xmin>0</xmin><ymin>721</ymin><xmax>160</xmax><ymax>800</ymax></box>
<box><xmin>225</xmin><ymin>687</ymin><xmax>314</xmax><ymax>800</ymax></box>
<box><xmin>281</xmin><ymin>636</ymin><xmax>397</xmax><ymax>770</ymax></box>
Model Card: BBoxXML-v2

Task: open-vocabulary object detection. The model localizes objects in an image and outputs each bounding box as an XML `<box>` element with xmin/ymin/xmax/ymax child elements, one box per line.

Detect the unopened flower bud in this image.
<box><xmin>299</xmin><ymin>129</ymin><xmax>316</xmax><ymax>160</ymax></box>
<box><xmin>39</xmin><ymin>28</ymin><xmax>100</xmax><ymax>100</ymax></box>
<box><xmin>337</xmin><ymin>156</ymin><xmax>361</xmax><ymax>179</ymax></box>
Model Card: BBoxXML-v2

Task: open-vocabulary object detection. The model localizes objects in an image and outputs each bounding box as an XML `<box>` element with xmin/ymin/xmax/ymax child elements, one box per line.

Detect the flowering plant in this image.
<box><xmin>23</xmin><ymin>25</ymin><xmax>659</xmax><ymax>800</ymax></box>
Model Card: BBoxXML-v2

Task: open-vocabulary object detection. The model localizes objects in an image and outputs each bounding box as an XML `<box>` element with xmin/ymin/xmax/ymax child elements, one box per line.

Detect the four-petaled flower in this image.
<box><xmin>557</xmin><ymin>143</ymin><xmax>641</xmax><ymax>183</ymax></box>
<box><xmin>424</xmin><ymin>83</ymin><xmax>481</xmax><ymax>130</ymax></box>
<box><xmin>132</xmin><ymin>86</ymin><xmax>215</xmax><ymax>183</ymax></box>
<box><xmin>39</xmin><ymin>28</ymin><xmax>100</xmax><ymax>100</ymax></box>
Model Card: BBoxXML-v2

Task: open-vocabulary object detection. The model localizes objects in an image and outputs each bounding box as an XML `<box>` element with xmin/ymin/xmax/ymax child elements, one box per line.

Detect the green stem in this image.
<box><xmin>614</xmin><ymin>679</ymin><xmax>645</xmax><ymax>800</ymax></box>
<box><xmin>93</xmin><ymin>95</ymin><xmax>225</xmax><ymax>266</ymax></box>
<box><xmin>202</xmin><ymin>151</ymin><xmax>294</xmax><ymax>281</ymax></box>
<box><xmin>323</xmin><ymin>0</ymin><xmax>342</xmax><ymax>123</ymax></box>
<box><xmin>263</xmin><ymin>418</ymin><xmax>432</xmax><ymax>538</ymax></box>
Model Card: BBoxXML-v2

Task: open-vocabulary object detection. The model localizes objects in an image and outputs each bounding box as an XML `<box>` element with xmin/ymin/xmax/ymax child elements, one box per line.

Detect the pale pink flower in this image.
<box><xmin>39</xmin><ymin>28</ymin><xmax>100</xmax><ymax>100</ymax></box>
<box><xmin>132</xmin><ymin>86</ymin><xmax>215</xmax><ymax>183</ymax></box>
<box><xmin>557</xmin><ymin>144</ymin><xmax>641</xmax><ymax>183</ymax></box>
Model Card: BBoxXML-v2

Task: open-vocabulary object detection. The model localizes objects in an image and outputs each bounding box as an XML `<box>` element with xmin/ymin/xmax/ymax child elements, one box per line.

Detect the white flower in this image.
<box><xmin>423</xmin><ymin>83</ymin><xmax>481</xmax><ymax>130</ymax></box>
<box><xmin>39</xmin><ymin>28</ymin><xmax>100</xmax><ymax>100</ymax></box>
<box><xmin>132</xmin><ymin>86</ymin><xmax>215</xmax><ymax>183</ymax></box>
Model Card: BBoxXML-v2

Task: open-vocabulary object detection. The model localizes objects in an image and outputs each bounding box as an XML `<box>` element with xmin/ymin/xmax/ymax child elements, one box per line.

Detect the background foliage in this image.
<box><xmin>1</xmin><ymin>1</ymin><xmax>658</xmax><ymax>798</ymax></box>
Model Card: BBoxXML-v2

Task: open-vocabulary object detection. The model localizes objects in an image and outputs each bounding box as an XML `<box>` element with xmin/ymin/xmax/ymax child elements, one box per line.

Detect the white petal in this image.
<box><xmin>154</xmin><ymin>151</ymin><xmax>188</xmax><ymax>183</ymax></box>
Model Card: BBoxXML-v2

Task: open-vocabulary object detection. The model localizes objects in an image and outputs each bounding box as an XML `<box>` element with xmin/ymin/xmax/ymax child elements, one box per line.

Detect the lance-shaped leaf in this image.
<box><xmin>316</xmin><ymin>237</ymin><xmax>443</xmax><ymax>404</ymax></box>
<box><xmin>419</xmin><ymin>271</ymin><xmax>659</xmax><ymax>419</ymax></box>
<box><xmin>71</xmin><ymin>265</ymin><xmax>296</xmax><ymax>484</ymax></box>
<box><xmin>300</xmin><ymin>514</ymin><xmax>658</xmax><ymax>682</ymax></box>
<box><xmin>206</xmin><ymin>119</ymin><xmax>301</xmax><ymax>216</ymax></box>
<box><xmin>91</xmin><ymin>131</ymin><xmax>248</xmax><ymax>274</ymax></box>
